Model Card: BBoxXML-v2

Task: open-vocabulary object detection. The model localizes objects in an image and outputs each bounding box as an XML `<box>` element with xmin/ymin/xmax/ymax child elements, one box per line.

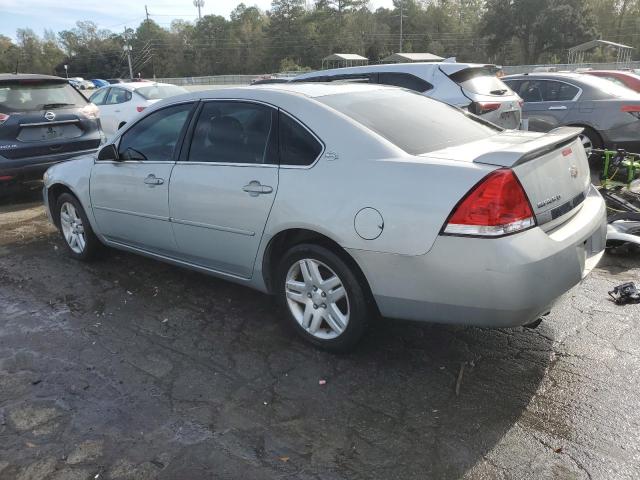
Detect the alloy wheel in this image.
<box><xmin>284</xmin><ymin>258</ymin><xmax>350</xmax><ymax>340</ymax></box>
<box><xmin>580</xmin><ymin>133</ymin><xmax>593</xmax><ymax>156</ymax></box>
<box><xmin>59</xmin><ymin>202</ymin><xmax>86</xmax><ymax>254</ymax></box>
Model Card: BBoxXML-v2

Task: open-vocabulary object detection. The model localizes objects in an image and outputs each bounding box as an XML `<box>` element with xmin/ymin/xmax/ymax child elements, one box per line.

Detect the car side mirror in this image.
<box><xmin>97</xmin><ymin>144</ymin><xmax>119</xmax><ymax>161</ymax></box>
<box><xmin>118</xmin><ymin>121</ymin><xmax>127</xmax><ymax>130</ymax></box>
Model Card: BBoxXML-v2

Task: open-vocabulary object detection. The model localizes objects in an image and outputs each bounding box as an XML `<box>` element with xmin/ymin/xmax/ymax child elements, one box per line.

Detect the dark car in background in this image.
<box><xmin>503</xmin><ymin>72</ymin><xmax>640</xmax><ymax>155</ymax></box>
<box><xmin>0</xmin><ymin>73</ymin><xmax>103</xmax><ymax>191</ymax></box>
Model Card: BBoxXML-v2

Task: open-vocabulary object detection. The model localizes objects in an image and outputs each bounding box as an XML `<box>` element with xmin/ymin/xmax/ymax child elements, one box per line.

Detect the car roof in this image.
<box><xmin>0</xmin><ymin>73</ymin><xmax>66</xmax><ymax>82</ymax></box>
<box><xmin>503</xmin><ymin>72</ymin><xmax>585</xmax><ymax>81</ymax></box>
<box><xmin>108</xmin><ymin>82</ymin><xmax>176</xmax><ymax>91</ymax></box>
<box><xmin>294</xmin><ymin>62</ymin><xmax>494</xmax><ymax>79</ymax></box>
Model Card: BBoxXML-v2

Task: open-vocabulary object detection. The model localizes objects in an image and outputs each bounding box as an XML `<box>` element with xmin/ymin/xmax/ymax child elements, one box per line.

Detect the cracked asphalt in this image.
<box><xmin>0</xmin><ymin>190</ymin><xmax>639</xmax><ymax>480</ymax></box>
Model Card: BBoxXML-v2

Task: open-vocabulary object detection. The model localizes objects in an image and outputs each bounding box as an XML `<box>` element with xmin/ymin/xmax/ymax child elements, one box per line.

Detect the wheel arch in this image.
<box><xmin>47</xmin><ymin>183</ymin><xmax>76</xmax><ymax>228</ymax></box>
<box><xmin>261</xmin><ymin>228</ymin><xmax>378</xmax><ymax>311</ymax></box>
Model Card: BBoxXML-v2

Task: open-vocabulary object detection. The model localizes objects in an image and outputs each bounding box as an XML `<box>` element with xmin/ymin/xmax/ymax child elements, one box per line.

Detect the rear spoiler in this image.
<box><xmin>474</xmin><ymin>126</ymin><xmax>584</xmax><ymax>167</ymax></box>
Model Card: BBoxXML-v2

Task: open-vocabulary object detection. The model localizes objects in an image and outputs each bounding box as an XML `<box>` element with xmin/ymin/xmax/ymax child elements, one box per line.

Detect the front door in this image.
<box><xmin>90</xmin><ymin>102</ymin><xmax>195</xmax><ymax>255</ymax></box>
<box><xmin>168</xmin><ymin>101</ymin><xmax>279</xmax><ymax>278</ymax></box>
<box><xmin>517</xmin><ymin>79</ymin><xmax>578</xmax><ymax>132</ymax></box>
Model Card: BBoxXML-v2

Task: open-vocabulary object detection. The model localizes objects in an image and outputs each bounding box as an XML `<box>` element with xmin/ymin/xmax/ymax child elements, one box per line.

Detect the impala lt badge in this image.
<box><xmin>537</xmin><ymin>195</ymin><xmax>562</xmax><ymax>209</ymax></box>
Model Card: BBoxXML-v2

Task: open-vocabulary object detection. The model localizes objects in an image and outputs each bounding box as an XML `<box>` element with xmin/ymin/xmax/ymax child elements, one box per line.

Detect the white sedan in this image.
<box><xmin>89</xmin><ymin>82</ymin><xmax>188</xmax><ymax>138</ymax></box>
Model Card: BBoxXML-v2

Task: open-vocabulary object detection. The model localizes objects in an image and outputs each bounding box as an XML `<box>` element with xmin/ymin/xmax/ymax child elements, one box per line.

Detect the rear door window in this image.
<box><xmin>0</xmin><ymin>80</ymin><xmax>87</xmax><ymax>112</ymax></box>
<box><xmin>318</xmin><ymin>89</ymin><xmax>498</xmax><ymax>155</ymax></box>
<box><xmin>106</xmin><ymin>88</ymin><xmax>132</xmax><ymax>105</ymax></box>
<box><xmin>540</xmin><ymin>81</ymin><xmax>579</xmax><ymax>101</ymax></box>
<box><xmin>377</xmin><ymin>72</ymin><xmax>432</xmax><ymax>92</ymax></box>
<box><xmin>188</xmin><ymin>101</ymin><xmax>276</xmax><ymax>164</ymax></box>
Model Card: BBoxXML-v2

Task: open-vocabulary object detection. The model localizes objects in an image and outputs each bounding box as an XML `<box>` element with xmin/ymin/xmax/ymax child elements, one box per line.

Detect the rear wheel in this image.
<box><xmin>55</xmin><ymin>193</ymin><xmax>101</xmax><ymax>261</ymax></box>
<box><xmin>276</xmin><ymin>244</ymin><xmax>370</xmax><ymax>352</ymax></box>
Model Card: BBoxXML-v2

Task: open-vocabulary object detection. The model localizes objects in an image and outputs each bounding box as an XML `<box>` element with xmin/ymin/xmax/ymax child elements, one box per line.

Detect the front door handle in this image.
<box><xmin>243</xmin><ymin>180</ymin><xmax>273</xmax><ymax>197</ymax></box>
<box><xmin>144</xmin><ymin>174</ymin><xmax>164</xmax><ymax>186</ymax></box>
<box><xmin>548</xmin><ymin>105</ymin><xmax>567</xmax><ymax>110</ymax></box>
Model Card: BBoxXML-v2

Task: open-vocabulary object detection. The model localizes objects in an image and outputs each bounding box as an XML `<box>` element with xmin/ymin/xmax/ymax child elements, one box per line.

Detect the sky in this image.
<box><xmin>0</xmin><ymin>0</ymin><xmax>393</xmax><ymax>40</ymax></box>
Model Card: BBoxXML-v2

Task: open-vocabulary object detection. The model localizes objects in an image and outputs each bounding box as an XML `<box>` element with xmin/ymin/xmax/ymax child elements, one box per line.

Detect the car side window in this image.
<box><xmin>279</xmin><ymin>112</ymin><xmax>323</xmax><ymax>166</ymax></box>
<box><xmin>90</xmin><ymin>88</ymin><xmax>108</xmax><ymax>105</ymax></box>
<box><xmin>377</xmin><ymin>72</ymin><xmax>432</xmax><ymax>92</ymax></box>
<box><xmin>106</xmin><ymin>88</ymin><xmax>132</xmax><ymax>105</ymax></box>
<box><xmin>188</xmin><ymin>101</ymin><xmax>276</xmax><ymax>164</ymax></box>
<box><xmin>540</xmin><ymin>81</ymin><xmax>579</xmax><ymax>102</ymax></box>
<box><xmin>518</xmin><ymin>80</ymin><xmax>544</xmax><ymax>102</ymax></box>
<box><xmin>117</xmin><ymin>103</ymin><xmax>194</xmax><ymax>161</ymax></box>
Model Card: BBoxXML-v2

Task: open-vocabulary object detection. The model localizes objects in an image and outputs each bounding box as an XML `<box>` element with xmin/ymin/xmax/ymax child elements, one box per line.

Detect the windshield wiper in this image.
<box><xmin>490</xmin><ymin>89</ymin><xmax>508</xmax><ymax>95</ymax></box>
<box><xmin>42</xmin><ymin>103</ymin><xmax>75</xmax><ymax>109</ymax></box>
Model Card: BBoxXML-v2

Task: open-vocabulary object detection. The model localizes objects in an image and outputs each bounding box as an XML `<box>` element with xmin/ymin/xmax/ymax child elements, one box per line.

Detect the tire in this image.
<box><xmin>55</xmin><ymin>192</ymin><xmax>102</xmax><ymax>261</ymax></box>
<box><xmin>276</xmin><ymin>243</ymin><xmax>370</xmax><ymax>352</ymax></box>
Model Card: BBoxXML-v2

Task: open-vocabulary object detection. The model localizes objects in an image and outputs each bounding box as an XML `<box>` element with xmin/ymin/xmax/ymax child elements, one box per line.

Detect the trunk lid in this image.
<box><xmin>428</xmin><ymin>127</ymin><xmax>591</xmax><ymax>227</ymax></box>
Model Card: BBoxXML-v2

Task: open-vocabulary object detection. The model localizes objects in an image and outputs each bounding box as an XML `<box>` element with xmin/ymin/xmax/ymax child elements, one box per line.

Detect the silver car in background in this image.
<box><xmin>43</xmin><ymin>84</ymin><xmax>606</xmax><ymax>351</ymax></box>
<box><xmin>293</xmin><ymin>62</ymin><xmax>523</xmax><ymax>129</ymax></box>
<box><xmin>503</xmin><ymin>72</ymin><xmax>640</xmax><ymax>155</ymax></box>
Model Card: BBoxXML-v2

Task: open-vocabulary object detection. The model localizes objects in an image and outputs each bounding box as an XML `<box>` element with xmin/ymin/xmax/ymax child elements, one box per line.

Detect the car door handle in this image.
<box><xmin>548</xmin><ymin>105</ymin><xmax>567</xmax><ymax>110</ymax></box>
<box><xmin>243</xmin><ymin>181</ymin><xmax>273</xmax><ymax>196</ymax></box>
<box><xmin>144</xmin><ymin>174</ymin><xmax>164</xmax><ymax>186</ymax></box>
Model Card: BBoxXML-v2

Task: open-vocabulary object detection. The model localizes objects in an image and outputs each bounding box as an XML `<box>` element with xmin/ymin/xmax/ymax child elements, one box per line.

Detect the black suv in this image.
<box><xmin>0</xmin><ymin>73</ymin><xmax>103</xmax><ymax>190</ymax></box>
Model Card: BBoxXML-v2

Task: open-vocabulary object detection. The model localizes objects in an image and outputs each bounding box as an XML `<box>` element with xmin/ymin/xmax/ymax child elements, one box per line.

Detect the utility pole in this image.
<box><xmin>145</xmin><ymin>5</ymin><xmax>156</xmax><ymax>79</ymax></box>
<box><xmin>395</xmin><ymin>0</ymin><xmax>407</xmax><ymax>53</ymax></box>
<box><xmin>123</xmin><ymin>28</ymin><xmax>133</xmax><ymax>80</ymax></box>
<box><xmin>193</xmin><ymin>0</ymin><xmax>204</xmax><ymax>20</ymax></box>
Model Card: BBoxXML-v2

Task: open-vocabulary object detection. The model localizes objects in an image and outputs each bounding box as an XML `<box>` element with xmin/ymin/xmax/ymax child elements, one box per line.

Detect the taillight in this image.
<box><xmin>0</xmin><ymin>113</ymin><xmax>9</xmax><ymax>125</ymax></box>
<box><xmin>442</xmin><ymin>169</ymin><xmax>536</xmax><ymax>237</ymax></box>
<box><xmin>136</xmin><ymin>106</ymin><xmax>146</xmax><ymax>113</ymax></box>
<box><xmin>80</xmin><ymin>103</ymin><xmax>99</xmax><ymax>120</ymax></box>
<box><xmin>621</xmin><ymin>105</ymin><xmax>640</xmax><ymax>119</ymax></box>
<box><xmin>473</xmin><ymin>102</ymin><xmax>502</xmax><ymax>115</ymax></box>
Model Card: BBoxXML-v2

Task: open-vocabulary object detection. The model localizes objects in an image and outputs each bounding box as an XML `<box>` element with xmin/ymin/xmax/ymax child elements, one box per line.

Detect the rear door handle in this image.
<box><xmin>144</xmin><ymin>174</ymin><xmax>164</xmax><ymax>186</ymax></box>
<box><xmin>243</xmin><ymin>180</ymin><xmax>273</xmax><ymax>196</ymax></box>
<box><xmin>548</xmin><ymin>105</ymin><xmax>567</xmax><ymax>110</ymax></box>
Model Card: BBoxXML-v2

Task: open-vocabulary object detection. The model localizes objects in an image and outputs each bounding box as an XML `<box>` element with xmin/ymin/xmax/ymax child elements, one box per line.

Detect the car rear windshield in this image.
<box><xmin>135</xmin><ymin>85</ymin><xmax>188</xmax><ymax>100</ymax></box>
<box><xmin>0</xmin><ymin>80</ymin><xmax>87</xmax><ymax>113</ymax></box>
<box><xmin>318</xmin><ymin>89</ymin><xmax>499</xmax><ymax>155</ymax></box>
<box><xmin>449</xmin><ymin>67</ymin><xmax>513</xmax><ymax>96</ymax></box>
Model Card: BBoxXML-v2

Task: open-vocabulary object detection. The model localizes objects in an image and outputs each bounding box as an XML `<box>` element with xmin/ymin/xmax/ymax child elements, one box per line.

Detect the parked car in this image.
<box><xmin>582</xmin><ymin>70</ymin><xmax>640</xmax><ymax>93</ymax></box>
<box><xmin>91</xmin><ymin>79</ymin><xmax>110</xmax><ymax>89</ymax></box>
<box><xmin>292</xmin><ymin>62</ymin><xmax>523</xmax><ymax>129</ymax></box>
<box><xmin>502</xmin><ymin>72</ymin><xmax>640</xmax><ymax>155</ymax></box>
<box><xmin>89</xmin><ymin>82</ymin><xmax>188</xmax><ymax>138</ymax></box>
<box><xmin>43</xmin><ymin>83</ymin><xmax>606</xmax><ymax>351</ymax></box>
<box><xmin>0</xmin><ymin>73</ymin><xmax>103</xmax><ymax>190</ymax></box>
<box><xmin>106</xmin><ymin>78</ymin><xmax>125</xmax><ymax>84</ymax></box>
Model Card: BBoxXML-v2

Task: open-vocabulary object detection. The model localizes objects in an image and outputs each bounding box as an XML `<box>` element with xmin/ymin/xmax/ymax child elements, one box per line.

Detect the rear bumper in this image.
<box><xmin>0</xmin><ymin>148</ymin><xmax>98</xmax><ymax>184</ymax></box>
<box><xmin>350</xmin><ymin>185</ymin><xmax>607</xmax><ymax>327</ymax></box>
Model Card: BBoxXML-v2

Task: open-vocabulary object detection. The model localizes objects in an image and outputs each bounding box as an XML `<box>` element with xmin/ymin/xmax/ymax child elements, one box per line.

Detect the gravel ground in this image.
<box><xmin>0</xmin><ymin>190</ymin><xmax>639</xmax><ymax>480</ymax></box>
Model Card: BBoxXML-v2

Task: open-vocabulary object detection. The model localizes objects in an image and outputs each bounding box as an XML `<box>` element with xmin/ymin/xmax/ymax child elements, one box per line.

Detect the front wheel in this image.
<box><xmin>276</xmin><ymin>244</ymin><xmax>370</xmax><ymax>352</ymax></box>
<box><xmin>55</xmin><ymin>193</ymin><xmax>102</xmax><ymax>261</ymax></box>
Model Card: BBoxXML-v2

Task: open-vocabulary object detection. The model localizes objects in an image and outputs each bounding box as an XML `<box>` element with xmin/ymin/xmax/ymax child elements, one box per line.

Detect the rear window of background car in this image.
<box><xmin>318</xmin><ymin>89</ymin><xmax>499</xmax><ymax>155</ymax></box>
<box><xmin>449</xmin><ymin>67</ymin><xmax>512</xmax><ymax>96</ymax></box>
<box><xmin>136</xmin><ymin>85</ymin><xmax>188</xmax><ymax>100</ymax></box>
<box><xmin>0</xmin><ymin>80</ymin><xmax>87</xmax><ymax>113</ymax></box>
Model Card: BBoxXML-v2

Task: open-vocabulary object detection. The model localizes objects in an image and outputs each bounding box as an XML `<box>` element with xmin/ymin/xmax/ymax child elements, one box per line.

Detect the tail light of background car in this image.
<box><xmin>80</xmin><ymin>103</ymin><xmax>100</xmax><ymax>120</ymax></box>
<box><xmin>136</xmin><ymin>106</ymin><xmax>146</xmax><ymax>113</ymax></box>
<box><xmin>0</xmin><ymin>113</ymin><xmax>9</xmax><ymax>125</ymax></box>
<box><xmin>442</xmin><ymin>168</ymin><xmax>536</xmax><ymax>237</ymax></box>
<box><xmin>471</xmin><ymin>101</ymin><xmax>502</xmax><ymax>115</ymax></box>
<box><xmin>621</xmin><ymin>105</ymin><xmax>640</xmax><ymax>119</ymax></box>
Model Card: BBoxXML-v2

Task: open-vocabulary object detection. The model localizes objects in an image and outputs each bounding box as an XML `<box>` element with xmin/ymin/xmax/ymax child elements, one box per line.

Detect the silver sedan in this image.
<box><xmin>43</xmin><ymin>83</ymin><xmax>607</xmax><ymax>351</ymax></box>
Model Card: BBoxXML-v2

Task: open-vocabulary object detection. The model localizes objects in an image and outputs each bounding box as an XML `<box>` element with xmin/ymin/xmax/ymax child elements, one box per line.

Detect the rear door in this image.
<box><xmin>100</xmin><ymin>87</ymin><xmax>133</xmax><ymax>137</ymax></box>
<box><xmin>168</xmin><ymin>100</ymin><xmax>279</xmax><ymax>278</ymax></box>
<box><xmin>515</xmin><ymin>79</ymin><xmax>579</xmax><ymax>132</ymax></box>
<box><xmin>90</xmin><ymin>102</ymin><xmax>195</xmax><ymax>254</ymax></box>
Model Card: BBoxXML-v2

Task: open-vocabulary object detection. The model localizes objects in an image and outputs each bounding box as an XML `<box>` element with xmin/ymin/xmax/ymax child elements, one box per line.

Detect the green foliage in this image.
<box><xmin>1</xmin><ymin>0</ymin><xmax>638</xmax><ymax>78</ymax></box>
